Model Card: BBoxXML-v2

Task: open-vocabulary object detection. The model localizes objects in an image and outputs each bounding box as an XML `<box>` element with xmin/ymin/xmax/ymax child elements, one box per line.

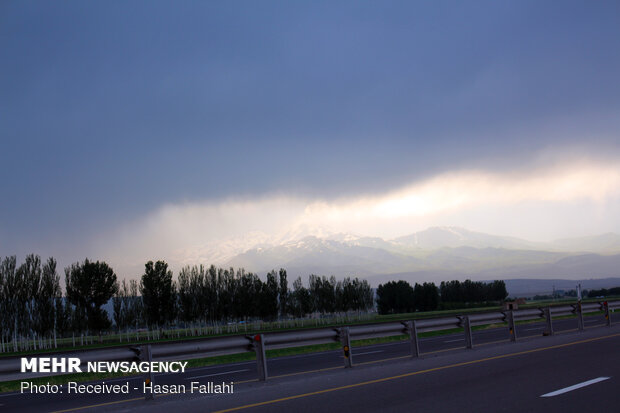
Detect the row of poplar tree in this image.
<box><xmin>0</xmin><ymin>255</ymin><xmax>374</xmax><ymax>342</ymax></box>
<box><xmin>376</xmin><ymin>279</ymin><xmax>508</xmax><ymax>314</ymax></box>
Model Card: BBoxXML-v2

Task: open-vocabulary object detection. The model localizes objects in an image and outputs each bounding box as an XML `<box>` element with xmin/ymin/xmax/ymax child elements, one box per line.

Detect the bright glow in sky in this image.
<box><xmin>2</xmin><ymin>2</ymin><xmax>620</xmax><ymax>278</ymax></box>
<box><xmin>94</xmin><ymin>156</ymin><xmax>620</xmax><ymax>275</ymax></box>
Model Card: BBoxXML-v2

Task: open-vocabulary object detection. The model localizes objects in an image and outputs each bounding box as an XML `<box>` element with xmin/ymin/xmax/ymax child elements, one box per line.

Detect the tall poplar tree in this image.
<box><xmin>65</xmin><ymin>259</ymin><xmax>118</xmax><ymax>333</ymax></box>
<box><xmin>140</xmin><ymin>260</ymin><xmax>176</xmax><ymax>327</ymax></box>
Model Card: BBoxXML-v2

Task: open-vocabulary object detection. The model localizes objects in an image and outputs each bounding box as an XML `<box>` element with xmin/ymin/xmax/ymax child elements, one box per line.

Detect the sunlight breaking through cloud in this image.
<box><xmin>96</xmin><ymin>158</ymin><xmax>620</xmax><ymax>275</ymax></box>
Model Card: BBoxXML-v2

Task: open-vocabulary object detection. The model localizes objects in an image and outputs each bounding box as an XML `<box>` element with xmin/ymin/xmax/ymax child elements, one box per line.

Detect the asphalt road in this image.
<box><xmin>0</xmin><ymin>313</ymin><xmax>613</xmax><ymax>412</ymax></box>
<box><xmin>192</xmin><ymin>325</ymin><xmax>620</xmax><ymax>413</ymax></box>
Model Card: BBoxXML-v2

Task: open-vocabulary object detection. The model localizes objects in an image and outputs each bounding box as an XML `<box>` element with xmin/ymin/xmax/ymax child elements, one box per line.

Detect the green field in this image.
<box><xmin>2</xmin><ymin>304</ymin><xmax>612</xmax><ymax>393</ymax></box>
<box><xmin>1</xmin><ymin>297</ymin><xmax>614</xmax><ymax>359</ymax></box>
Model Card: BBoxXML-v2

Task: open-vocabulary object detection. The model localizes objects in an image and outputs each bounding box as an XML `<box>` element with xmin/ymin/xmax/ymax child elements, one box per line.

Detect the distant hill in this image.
<box><xmin>366</xmin><ymin>254</ymin><xmax>620</xmax><ymax>291</ymax></box>
<box><xmin>217</xmin><ymin>227</ymin><xmax>620</xmax><ymax>287</ymax></box>
<box><xmin>499</xmin><ymin>277</ymin><xmax>620</xmax><ymax>297</ymax></box>
<box><xmin>392</xmin><ymin>226</ymin><xmax>542</xmax><ymax>250</ymax></box>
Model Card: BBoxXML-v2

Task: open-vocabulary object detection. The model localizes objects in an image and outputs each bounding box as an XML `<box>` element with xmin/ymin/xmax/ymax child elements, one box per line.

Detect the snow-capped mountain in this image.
<box><xmin>174</xmin><ymin>227</ymin><xmax>620</xmax><ymax>286</ymax></box>
<box><xmin>225</xmin><ymin>235</ymin><xmax>422</xmax><ymax>276</ymax></box>
<box><xmin>171</xmin><ymin>231</ymin><xmax>275</xmax><ymax>266</ymax></box>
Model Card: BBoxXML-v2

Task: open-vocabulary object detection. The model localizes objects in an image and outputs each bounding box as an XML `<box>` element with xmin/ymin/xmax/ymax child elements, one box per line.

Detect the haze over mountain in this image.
<box><xmin>218</xmin><ymin>227</ymin><xmax>620</xmax><ymax>293</ymax></box>
<box><xmin>4</xmin><ymin>3</ymin><xmax>620</xmax><ymax>289</ymax></box>
<box><xmin>392</xmin><ymin>227</ymin><xmax>543</xmax><ymax>250</ymax></box>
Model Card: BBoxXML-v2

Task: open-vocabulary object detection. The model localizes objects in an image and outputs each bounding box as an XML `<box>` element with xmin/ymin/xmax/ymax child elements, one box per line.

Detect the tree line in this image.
<box><xmin>587</xmin><ymin>287</ymin><xmax>620</xmax><ymax>298</ymax></box>
<box><xmin>115</xmin><ymin>264</ymin><xmax>375</xmax><ymax>328</ymax></box>
<box><xmin>376</xmin><ymin>279</ymin><xmax>508</xmax><ymax>314</ymax></box>
<box><xmin>0</xmin><ymin>255</ymin><xmax>374</xmax><ymax>344</ymax></box>
<box><xmin>0</xmin><ymin>253</ymin><xmax>512</xmax><ymax>344</ymax></box>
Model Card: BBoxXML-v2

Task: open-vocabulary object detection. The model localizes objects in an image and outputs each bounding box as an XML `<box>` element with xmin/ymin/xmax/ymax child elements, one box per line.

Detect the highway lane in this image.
<box><xmin>222</xmin><ymin>328</ymin><xmax>620</xmax><ymax>413</ymax></box>
<box><xmin>133</xmin><ymin>324</ymin><xmax>620</xmax><ymax>413</ymax></box>
<box><xmin>0</xmin><ymin>313</ymin><xmax>611</xmax><ymax>412</ymax></box>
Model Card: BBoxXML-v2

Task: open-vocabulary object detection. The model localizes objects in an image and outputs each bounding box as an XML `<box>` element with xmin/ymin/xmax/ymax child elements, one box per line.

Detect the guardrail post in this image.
<box><xmin>604</xmin><ymin>301</ymin><xmax>611</xmax><ymax>327</ymax></box>
<box><xmin>463</xmin><ymin>316</ymin><xmax>473</xmax><ymax>349</ymax></box>
<box><xmin>406</xmin><ymin>320</ymin><xmax>419</xmax><ymax>358</ymax></box>
<box><xmin>544</xmin><ymin>306</ymin><xmax>554</xmax><ymax>336</ymax></box>
<box><xmin>340</xmin><ymin>327</ymin><xmax>353</xmax><ymax>368</ymax></box>
<box><xmin>576</xmin><ymin>302</ymin><xmax>584</xmax><ymax>331</ymax></box>
<box><xmin>507</xmin><ymin>311</ymin><xmax>517</xmax><ymax>342</ymax></box>
<box><xmin>253</xmin><ymin>334</ymin><xmax>268</xmax><ymax>381</ymax></box>
<box><xmin>142</xmin><ymin>344</ymin><xmax>154</xmax><ymax>400</ymax></box>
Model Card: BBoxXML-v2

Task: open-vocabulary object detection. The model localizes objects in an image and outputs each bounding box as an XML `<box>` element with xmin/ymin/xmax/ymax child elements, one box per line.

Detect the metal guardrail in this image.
<box><xmin>1</xmin><ymin>300</ymin><xmax>618</xmax><ymax>394</ymax></box>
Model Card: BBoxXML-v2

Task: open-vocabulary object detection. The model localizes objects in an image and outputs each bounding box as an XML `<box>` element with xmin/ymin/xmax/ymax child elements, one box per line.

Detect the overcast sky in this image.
<box><xmin>2</xmin><ymin>1</ymin><xmax>620</xmax><ymax>277</ymax></box>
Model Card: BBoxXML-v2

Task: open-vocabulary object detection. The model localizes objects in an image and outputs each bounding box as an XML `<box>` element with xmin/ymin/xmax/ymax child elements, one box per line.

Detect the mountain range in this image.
<box><xmin>199</xmin><ymin>227</ymin><xmax>620</xmax><ymax>296</ymax></box>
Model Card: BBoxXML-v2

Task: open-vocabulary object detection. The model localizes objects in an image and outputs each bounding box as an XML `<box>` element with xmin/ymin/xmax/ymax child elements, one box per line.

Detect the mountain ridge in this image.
<box><xmin>216</xmin><ymin>227</ymin><xmax>620</xmax><ymax>288</ymax></box>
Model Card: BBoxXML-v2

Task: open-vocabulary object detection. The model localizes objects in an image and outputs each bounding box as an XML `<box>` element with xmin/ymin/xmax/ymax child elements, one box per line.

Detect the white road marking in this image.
<box><xmin>443</xmin><ymin>338</ymin><xmax>464</xmax><ymax>343</ymax></box>
<box><xmin>540</xmin><ymin>377</ymin><xmax>610</xmax><ymax>397</ymax></box>
<box><xmin>524</xmin><ymin>327</ymin><xmax>543</xmax><ymax>331</ymax></box>
<box><xmin>187</xmin><ymin>369</ymin><xmax>249</xmax><ymax>380</ymax></box>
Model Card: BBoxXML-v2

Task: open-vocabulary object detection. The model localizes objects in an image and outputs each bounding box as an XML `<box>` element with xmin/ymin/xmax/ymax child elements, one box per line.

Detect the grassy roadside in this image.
<box><xmin>0</xmin><ymin>317</ymin><xmax>547</xmax><ymax>393</ymax></box>
<box><xmin>2</xmin><ymin>298</ymin><xmax>613</xmax><ymax>359</ymax></box>
<box><xmin>1</xmin><ymin>311</ymin><xmax>609</xmax><ymax>393</ymax></box>
<box><xmin>0</xmin><ymin>306</ymin><xmax>504</xmax><ymax>359</ymax></box>
<box><xmin>0</xmin><ymin>334</ymin><xmax>410</xmax><ymax>392</ymax></box>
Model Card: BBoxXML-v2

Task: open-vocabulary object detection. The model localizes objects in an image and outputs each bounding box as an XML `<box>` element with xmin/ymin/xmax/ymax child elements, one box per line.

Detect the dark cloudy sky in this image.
<box><xmin>2</xmin><ymin>1</ymin><xmax>620</xmax><ymax>276</ymax></box>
